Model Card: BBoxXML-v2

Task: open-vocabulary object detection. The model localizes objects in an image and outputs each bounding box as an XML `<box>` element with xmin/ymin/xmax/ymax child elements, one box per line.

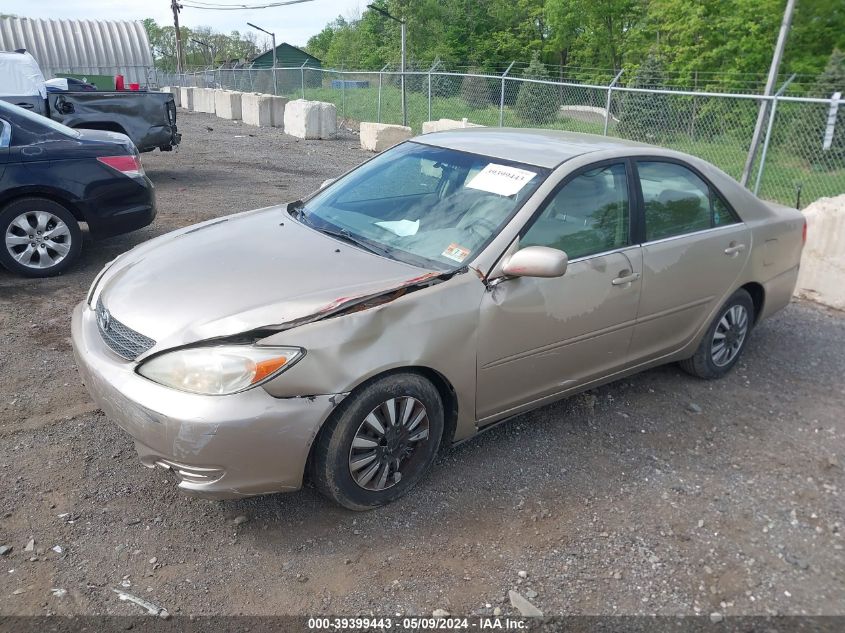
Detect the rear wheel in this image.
<box><xmin>311</xmin><ymin>373</ymin><xmax>444</xmax><ymax>510</ymax></box>
<box><xmin>679</xmin><ymin>288</ymin><xmax>754</xmax><ymax>379</ymax></box>
<box><xmin>0</xmin><ymin>198</ymin><xmax>81</xmax><ymax>277</ymax></box>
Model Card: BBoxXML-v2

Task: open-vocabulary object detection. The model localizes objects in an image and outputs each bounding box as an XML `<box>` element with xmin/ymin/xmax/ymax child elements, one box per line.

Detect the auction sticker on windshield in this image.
<box><xmin>466</xmin><ymin>163</ymin><xmax>536</xmax><ymax>197</ymax></box>
<box><xmin>442</xmin><ymin>243</ymin><xmax>471</xmax><ymax>262</ymax></box>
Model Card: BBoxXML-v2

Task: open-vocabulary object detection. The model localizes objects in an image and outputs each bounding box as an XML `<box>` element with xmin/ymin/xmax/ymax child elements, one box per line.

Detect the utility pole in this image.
<box><xmin>400</xmin><ymin>19</ymin><xmax>406</xmax><ymax>127</ymax></box>
<box><xmin>740</xmin><ymin>0</ymin><xmax>796</xmax><ymax>186</ymax></box>
<box><xmin>171</xmin><ymin>0</ymin><xmax>184</xmax><ymax>73</ymax></box>
<box><xmin>247</xmin><ymin>23</ymin><xmax>277</xmax><ymax>95</ymax></box>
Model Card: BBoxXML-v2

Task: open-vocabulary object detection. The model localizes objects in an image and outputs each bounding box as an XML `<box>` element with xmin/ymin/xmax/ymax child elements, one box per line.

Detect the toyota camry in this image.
<box><xmin>71</xmin><ymin>129</ymin><xmax>805</xmax><ymax>509</ymax></box>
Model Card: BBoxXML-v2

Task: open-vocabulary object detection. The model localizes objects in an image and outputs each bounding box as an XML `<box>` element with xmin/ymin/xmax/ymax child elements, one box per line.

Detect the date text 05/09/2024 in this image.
<box><xmin>307</xmin><ymin>616</ymin><xmax>529</xmax><ymax>630</ymax></box>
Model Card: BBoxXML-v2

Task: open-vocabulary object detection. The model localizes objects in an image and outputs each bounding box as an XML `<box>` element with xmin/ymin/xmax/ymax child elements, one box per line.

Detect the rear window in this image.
<box><xmin>637</xmin><ymin>161</ymin><xmax>738</xmax><ymax>241</ymax></box>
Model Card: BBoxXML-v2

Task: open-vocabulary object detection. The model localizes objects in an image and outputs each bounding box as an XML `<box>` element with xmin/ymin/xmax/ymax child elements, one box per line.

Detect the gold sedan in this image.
<box><xmin>72</xmin><ymin>129</ymin><xmax>806</xmax><ymax>509</ymax></box>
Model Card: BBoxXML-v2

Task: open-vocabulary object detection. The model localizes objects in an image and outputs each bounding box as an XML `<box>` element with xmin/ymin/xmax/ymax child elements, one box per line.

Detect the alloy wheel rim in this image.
<box><xmin>711</xmin><ymin>304</ymin><xmax>749</xmax><ymax>367</ymax></box>
<box><xmin>348</xmin><ymin>396</ymin><xmax>430</xmax><ymax>491</ymax></box>
<box><xmin>4</xmin><ymin>210</ymin><xmax>72</xmax><ymax>269</ymax></box>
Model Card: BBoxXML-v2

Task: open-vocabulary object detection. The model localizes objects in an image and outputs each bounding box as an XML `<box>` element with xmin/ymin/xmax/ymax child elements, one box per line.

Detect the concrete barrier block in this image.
<box><xmin>215</xmin><ymin>90</ymin><xmax>242</xmax><ymax>120</ymax></box>
<box><xmin>270</xmin><ymin>96</ymin><xmax>288</xmax><ymax>129</ymax></box>
<box><xmin>795</xmin><ymin>194</ymin><xmax>845</xmax><ymax>310</ymax></box>
<box><xmin>241</xmin><ymin>93</ymin><xmax>273</xmax><ymax>127</ymax></box>
<box><xmin>283</xmin><ymin>99</ymin><xmax>337</xmax><ymax>139</ymax></box>
<box><xmin>360</xmin><ymin>122</ymin><xmax>413</xmax><ymax>152</ymax></box>
<box><xmin>421</xmin><ymin>118</ymin><xmax>485</xmax><ymax>134</ymax></box>
<box><xmin>192</xmin><ymin>88</ymin><xmax>206</xmax><ymax>113</ymax></box>
<box><xmin>193</xmin><ymin>88</ymin><xmax>216</xmax><ymax>114</ymax></box>
<box><xmin>161</xmin><ymin>86</ymin><xmax>180</xmax><ymax>108</ymax></box>
<box><xmin>201</xmin><ymin>88</ymin><xmax>218</xmax><ymax>114</ymax></box>
<box><xmin>179</xmin><ymin>86</ymin><xmax>194</xmax><ymax>111</ymax></box>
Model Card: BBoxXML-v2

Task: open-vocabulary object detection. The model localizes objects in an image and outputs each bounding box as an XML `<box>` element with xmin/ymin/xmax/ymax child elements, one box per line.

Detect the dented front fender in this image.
<box><xmin>258</xmin><ymin>271</ymin><xmax>486</xmax><ymax>442</ymax></box>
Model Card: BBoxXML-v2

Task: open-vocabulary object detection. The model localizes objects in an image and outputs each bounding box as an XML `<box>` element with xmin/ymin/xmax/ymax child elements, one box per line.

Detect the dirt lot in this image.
<box><xmin>1</xmin><ymin>111</ymin><xmax>843</xmax><ymax>620</ymax></box>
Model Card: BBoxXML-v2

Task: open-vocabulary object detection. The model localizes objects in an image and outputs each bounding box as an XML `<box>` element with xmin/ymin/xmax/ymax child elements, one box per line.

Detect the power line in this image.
<box><xmin>180</xmin><ymin>0</ymin><xmax>314</xmax><ymax>10</ymax></box>
<box><xmin>181</xmin><ymin>0</ymin><xmax>275</xmax><ymax>6</ymax></box>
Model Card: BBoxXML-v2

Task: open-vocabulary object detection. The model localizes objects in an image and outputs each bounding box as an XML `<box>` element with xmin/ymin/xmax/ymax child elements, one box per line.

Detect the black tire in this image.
<box><xmin>0</xmin><ymin>197</ymin><xmax>82</xmax><ymax>277</ymax></box>
<box><xmin>679</xmin><ymin>288</ymin><xmax>755</xmax><ymax>379</ymax></box>
<box><xmin>311</xmin><ymin>373</ymin><xmax>444</xmax><ymax>510</ymax></box>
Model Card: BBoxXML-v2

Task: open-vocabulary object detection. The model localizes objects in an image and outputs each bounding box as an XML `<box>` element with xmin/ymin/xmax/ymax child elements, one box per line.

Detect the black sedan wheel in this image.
<box><xmin>0</xmin><ymin>198</ymin><xmax>81</xmax><ymax>277</ymax></box>
<box><xmin>679</xmin><ymin>288</ymin><xmax>755</xmax><ymax>379</ymax></box>
<box><xmin>311</xmin><ymin>373</ymin><xmax>444</xmax><ymax>510</ymax></box>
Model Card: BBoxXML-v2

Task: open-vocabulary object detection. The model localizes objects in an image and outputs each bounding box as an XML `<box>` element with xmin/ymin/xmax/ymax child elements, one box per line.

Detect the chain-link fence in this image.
<box><xmin>164</xmin><ymin>67</ymin><xmax>844</xmax><ymax>208</ymax></box>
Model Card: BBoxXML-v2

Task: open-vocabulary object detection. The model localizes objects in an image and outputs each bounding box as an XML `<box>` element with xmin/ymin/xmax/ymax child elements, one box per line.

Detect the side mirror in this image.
<box><xmin>319</xmin><ymin>178</ymin><xmax>336</xmax><ymax>190</ymax></box>
<box><xmin>502</xmin><ymin>246</ymin><xmax>568</xmax><ymax>278</ymax></box>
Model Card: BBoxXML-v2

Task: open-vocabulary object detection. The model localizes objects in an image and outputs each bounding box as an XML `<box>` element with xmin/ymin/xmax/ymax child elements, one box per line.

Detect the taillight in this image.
<box><xmin>97</xmin><ymin>155</ymin><xmax>144</xmax><ymax>178</ymax></box>
<box><xmin>802</xmin><ymin>218</ymin><xmax>807</xmax><ymax>245</ymax></box>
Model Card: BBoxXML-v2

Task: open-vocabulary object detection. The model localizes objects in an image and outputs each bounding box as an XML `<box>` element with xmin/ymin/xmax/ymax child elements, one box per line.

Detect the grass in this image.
<box><xmin>283</xmin><ymin>83</ymin><xmax>843</xmax><ymax>208</ymax></box>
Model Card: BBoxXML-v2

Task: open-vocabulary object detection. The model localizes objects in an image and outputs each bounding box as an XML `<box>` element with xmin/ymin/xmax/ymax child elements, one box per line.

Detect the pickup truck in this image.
<box><xmin>0</xmin><ymin>50</ymin><xmax>180</xmax><ymax>152</ymax></box>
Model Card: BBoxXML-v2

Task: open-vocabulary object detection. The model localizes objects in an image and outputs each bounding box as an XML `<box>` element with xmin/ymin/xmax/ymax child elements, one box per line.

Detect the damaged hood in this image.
<box><xmin>98</xmin><ymin>206</ymin><xmax>433</xmax><ymax>353</ymax></box>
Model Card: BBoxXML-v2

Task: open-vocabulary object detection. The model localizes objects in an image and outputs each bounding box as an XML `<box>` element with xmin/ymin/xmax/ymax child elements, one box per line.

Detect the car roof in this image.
<box><xmin>413</xmin><ymin>127</ymin><xmax>654</xmax><ymax>169</ymax></box>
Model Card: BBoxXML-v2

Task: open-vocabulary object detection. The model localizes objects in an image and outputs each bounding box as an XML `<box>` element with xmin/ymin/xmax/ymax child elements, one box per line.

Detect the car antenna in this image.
<box><xmin>794</xmin><ymin>183</ymin><xmax>802</xmax><ymax>209</ymax></box>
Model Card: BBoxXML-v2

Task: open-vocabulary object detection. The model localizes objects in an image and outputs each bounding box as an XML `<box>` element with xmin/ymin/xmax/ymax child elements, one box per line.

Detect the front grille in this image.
<box><xmin>96</xmin><ymin>299</ymin><xmax>155</xmax><ymax>361</ymax></box>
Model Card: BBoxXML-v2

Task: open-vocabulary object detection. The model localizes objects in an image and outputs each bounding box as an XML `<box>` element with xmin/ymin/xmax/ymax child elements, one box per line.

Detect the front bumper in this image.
<box><xmin>71</xmin><ymin>301</ymin><xmax>340</xmax><ymax>499</ymax></box>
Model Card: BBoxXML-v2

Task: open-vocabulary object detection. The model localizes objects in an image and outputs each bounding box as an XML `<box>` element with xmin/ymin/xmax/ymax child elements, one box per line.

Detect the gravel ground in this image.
<box><xmin>0</xmin><ymin>111</ymin><xmax>843</xmax><ymax>619</ymax></box>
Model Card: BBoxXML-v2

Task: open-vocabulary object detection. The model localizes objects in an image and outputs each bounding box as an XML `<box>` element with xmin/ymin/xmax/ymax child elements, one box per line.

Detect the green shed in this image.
<box><xmin>250</xmin><ymin>43</ymin><xmax>321</xmax><ymax>69</ymax></box>
<box><xmin>249</xmin><ymin>43</ymin><xmax>322</xmax><ymax>94</ymax></box>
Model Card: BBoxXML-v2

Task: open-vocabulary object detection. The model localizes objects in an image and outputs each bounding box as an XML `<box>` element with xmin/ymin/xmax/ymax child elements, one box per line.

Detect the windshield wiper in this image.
<box><xmin>287</xmin><ymin>202</ymin><xmax>393</xmax><ymax>258</ymax></box>
<box><xmin>314</xmin><ymin>226</ymin><xmax>395</xmax><ymax>259</ymax></box>
<box><xmin>286</xmin><ymin>199</ymin><xmax>306</xmax><ymax>219</ymax></box>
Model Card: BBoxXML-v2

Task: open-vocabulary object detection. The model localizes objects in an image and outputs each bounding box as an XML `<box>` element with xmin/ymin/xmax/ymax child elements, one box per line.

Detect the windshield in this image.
<box><xmin>298</xmin><ymin>142</ymin><xmax>548</xmax><ymax>270</ymax></box>
<box><xmin>0</xmin><ymin>100</ymin><xmax>81</xmax><ymax>139</ymax></box>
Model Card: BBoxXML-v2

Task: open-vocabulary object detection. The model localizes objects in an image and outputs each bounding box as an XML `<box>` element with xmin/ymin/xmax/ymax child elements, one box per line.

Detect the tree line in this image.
<box><xmin>143</xmin><ymin>18</ymin><xmax>266</xmax><ymax>71</ymax></box>
<box><xmin>304</xmin><ymin>0</ymin><xmax>845</xmax><ymax>92</ymax></box>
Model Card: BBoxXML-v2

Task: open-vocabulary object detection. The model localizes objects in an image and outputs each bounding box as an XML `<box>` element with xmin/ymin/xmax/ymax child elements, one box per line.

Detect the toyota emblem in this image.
<box><xmin>98</xmin><ymin>307</ymin><xmax>112</xmax><ymax>332</ymax></box>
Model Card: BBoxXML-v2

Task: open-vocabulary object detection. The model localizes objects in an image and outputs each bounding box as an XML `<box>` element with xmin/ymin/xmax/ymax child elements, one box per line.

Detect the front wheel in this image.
<box><xmin>0</xmin><ymin>198</ymin><xmax>82</xmax><ymax>277</ymax></box>
<box><xmin>311</xmin><ymin>373</ymin><xmax>444</xmax><ymax>510</ymax></box>
<box><xmin>679</xmin><ymin>288</ymin><xmax>755</xmax><ymax>379</ymax></box>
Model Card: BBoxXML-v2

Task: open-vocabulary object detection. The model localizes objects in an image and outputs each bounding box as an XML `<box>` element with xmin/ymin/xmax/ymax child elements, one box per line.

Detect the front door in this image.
<box><xmin>476</xmin><ymin>162</ymin><xmax>642</xmax><ymax>421</ymax></box>
<box><xmin>628</xmin><ymin>160</ymin><xmax>751</xmax><ymax>361</ymax></box>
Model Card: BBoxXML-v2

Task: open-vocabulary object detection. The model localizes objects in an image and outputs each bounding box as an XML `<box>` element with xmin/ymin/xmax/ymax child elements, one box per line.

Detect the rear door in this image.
<box><xmin>0</xmin><ymin>96</ymin><xmax>45</xmax><ymax>114</ymax></box>
<box><xmin>627</xmin><ymin>159</ymin><xmax>751</xmax><ymax>362</ymax></box>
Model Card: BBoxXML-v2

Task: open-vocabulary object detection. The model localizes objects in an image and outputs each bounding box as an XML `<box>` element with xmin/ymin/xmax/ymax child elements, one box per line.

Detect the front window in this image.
<box><xmin>521</xmin><ymin>163</ymin><xmax>630</xmax><ymax>259</ymax></box>
<box><xmin>298</xmin><ymin>142</ymin><xmax>548</xmax><ymax>270</ymax></box>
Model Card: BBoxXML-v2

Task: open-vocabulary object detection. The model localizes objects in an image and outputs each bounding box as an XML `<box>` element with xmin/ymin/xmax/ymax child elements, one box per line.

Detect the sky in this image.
<box><xmin>3</xmin><ymin>0</ymin><xmax>364</xmax><ymax>48</ymax></box>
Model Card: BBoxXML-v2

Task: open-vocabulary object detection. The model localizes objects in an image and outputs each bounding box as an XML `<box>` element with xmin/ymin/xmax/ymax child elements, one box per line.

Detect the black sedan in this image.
<box><xmin>0</xmin><ymin>100</ymin><xmax>155</xmax><ymax>277</ymax></box>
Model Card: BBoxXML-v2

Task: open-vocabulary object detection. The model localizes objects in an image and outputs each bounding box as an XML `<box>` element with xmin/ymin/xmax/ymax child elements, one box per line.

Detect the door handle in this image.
<box><xmin>724</xmin><ymin>243</ymin><xmax>746</xmax><ymax>256</ymax></box>
<box><xmin>612</xmin><ymin>272</ymin><xmax>640</xmax><ymax>286</ymax></box>
<box><xmin>15</xmin><ymin>102</ymin><xmax>35</xmax><ymax>109</ymax></box>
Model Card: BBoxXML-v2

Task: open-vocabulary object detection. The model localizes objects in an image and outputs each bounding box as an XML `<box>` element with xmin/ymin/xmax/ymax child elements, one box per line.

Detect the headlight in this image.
<box><xmin>137</xmin><ymin>345</ymin><xmax>304</xmax><ymax>395</ymax></box>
